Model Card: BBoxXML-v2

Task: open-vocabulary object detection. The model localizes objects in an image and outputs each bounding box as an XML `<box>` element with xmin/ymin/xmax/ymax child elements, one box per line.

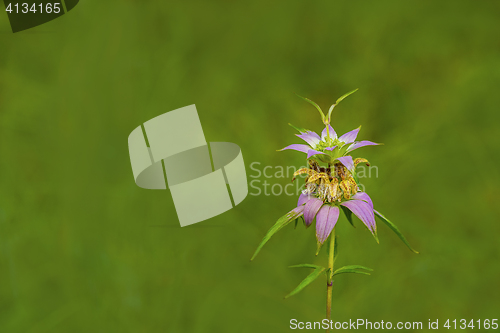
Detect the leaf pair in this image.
<box><xmin>296</xmin><ymin>88</ymin><xmax>358</xmax><ymax>124</ymax></box>
<box><xmin>285</xmin><ymin>264</ymin><xmax>372</xmax><ymax>299</ymax></box>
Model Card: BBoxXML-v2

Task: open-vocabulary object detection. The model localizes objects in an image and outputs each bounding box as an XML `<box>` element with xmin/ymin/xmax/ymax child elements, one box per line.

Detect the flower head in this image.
<box><xmin>292</xmin><ymin>157</ymin><xmax>377</xmax><ymax>251</ymax></box>
<box><xmin>276</xmin><ymin>93</ymin><xmax>384</xmax><ymax>250</ymax></box>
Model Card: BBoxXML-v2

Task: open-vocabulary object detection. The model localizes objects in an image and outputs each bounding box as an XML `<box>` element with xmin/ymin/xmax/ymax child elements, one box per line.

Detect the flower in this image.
<box><xmin>280</xmin><ymin>124</ymin><xmax>380</xmax><ymax>162</ymax></box>
<box><xmin>279</xmin><ymin>122</ymin><xmax>381</xmax><ymax>251</ymax></box>
<box><xmin>293</xmin><ymin>158</ymin><xmax>378</xmax><ymax>252</ymax></box>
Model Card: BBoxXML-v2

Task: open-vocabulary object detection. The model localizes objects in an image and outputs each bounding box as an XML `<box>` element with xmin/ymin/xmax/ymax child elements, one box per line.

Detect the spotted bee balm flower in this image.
<box><xmin>251</xmin><ymin>90</ymin><xmax>418</xmax><ymax>331</ymax></box>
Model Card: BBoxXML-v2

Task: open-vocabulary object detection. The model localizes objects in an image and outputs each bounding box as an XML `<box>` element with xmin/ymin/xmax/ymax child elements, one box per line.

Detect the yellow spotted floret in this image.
<box><xmin>292</xmin><ymin>168</ymin><xmax>313</xmax><ymax>181</ymax></box>
<box><xmin>339</xmin><ymin>179</ymin><xmax>352</xmax><ymax>200</ymax></box>
<box><xmin>354</xmin><ymin>158</ymin><xmax>369</xmax><ymax>167</ymax></box>
<box><xmin>334</xmin><ymin>163</ymin><xmax>347</xmax><ymax>180</ymax></box>
<box><xmin>348</xmin><ymin>177</ymin><xmax>358</xmax><ymax>195</ymax></box>
<box><xmin>327</xmin><ymin>179</ymin><xmax>340</xmax><ymax>202</ymax></box>
<box><xmin>308</xmin><ymin>172</ymin><xmax>330</xmax><ymax>184</ymax></box>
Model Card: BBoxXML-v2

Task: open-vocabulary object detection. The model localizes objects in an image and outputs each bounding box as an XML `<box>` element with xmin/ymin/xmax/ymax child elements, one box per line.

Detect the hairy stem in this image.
<box><xmin>326</xmin><ymin>228</ymin><xmax>336</xmax><ymax>332</ymax></box>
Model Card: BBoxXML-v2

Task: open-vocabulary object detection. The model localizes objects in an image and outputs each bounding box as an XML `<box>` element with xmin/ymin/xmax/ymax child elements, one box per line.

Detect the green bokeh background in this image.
<box><xmin>1</xmin><ymin>1</ymin><xmax>499</xmax><ymax>332</ymax></box>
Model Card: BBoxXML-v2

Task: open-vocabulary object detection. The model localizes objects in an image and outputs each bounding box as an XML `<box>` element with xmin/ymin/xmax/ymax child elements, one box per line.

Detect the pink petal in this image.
<box><xmin>316</xmin><ymin>205</ymin><xmax>340</xmax><ymax>245</ymax></box>
<box><xmin>296</xmin><ymin>131</ymin><xmax>321</xmax><ymax>147</ymax></box>
<box><xmin>303</xmin><ymin>198</ymin><xmax>323</xmax><ymax>227</ymax></box>
<box><xmin>346</xmin><ymin>141</ymin><xmax>379</xmax><ymax>153</ymax></box>
<box><xmin>352</xmin><ymin>192</ymin><xmax>373</xmax><ymax>209</ymax></box>
<box><xmin>279</xmin><ymin>144</ymin><xmax>311</xmax><ymax>154</ymax></box>
<box><xmin>340</xmin><ymin>199</ymin><xmax>376</xmax><ymax>233</ymax></box>
<box><xmin>338</xmin><ymin>127</ymin><xmax>360</xmax><ymax>144</ymax></box>
<box><xmin>297</xmin><ymin>193</ymin><xmax>314</xmax><ymax>207</ymax></box>
<box><xmin>337</xmin><ymin>156</ymin><xmax>354</xmax><ymax>173</ymax></box>
<box><xmin>306</xmin><ymin>149</ymin><xmax>326</xmax><ymax>159</ymax></box>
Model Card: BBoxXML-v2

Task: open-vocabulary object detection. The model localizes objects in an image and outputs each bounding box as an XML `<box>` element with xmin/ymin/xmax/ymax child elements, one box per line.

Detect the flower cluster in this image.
<box><xmin>282</xmin><ymin>122</ymin><xmax>380</xmax><ymax>252</ymax></box>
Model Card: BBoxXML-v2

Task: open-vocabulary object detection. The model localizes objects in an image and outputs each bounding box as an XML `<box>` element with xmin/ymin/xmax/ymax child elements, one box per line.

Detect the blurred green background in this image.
<box><xmin>1</xmin><ymin>1</ymin><xmax>499</xmax><ymax>332</ymax></box>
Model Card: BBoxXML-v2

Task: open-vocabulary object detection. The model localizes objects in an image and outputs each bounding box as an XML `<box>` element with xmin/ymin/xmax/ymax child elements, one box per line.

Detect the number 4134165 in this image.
<box><xmin>444</xmin><ymin>319</ymin><xmax>498</xmax><ymax>330</ymax></box>
<box><xmin>5</xmin><ymin>3</ymin><xmax>61</xmax><ymax>14</ymax></box>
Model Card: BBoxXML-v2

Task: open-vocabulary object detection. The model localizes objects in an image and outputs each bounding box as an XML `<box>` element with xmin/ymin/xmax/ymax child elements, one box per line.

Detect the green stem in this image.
<box><xmin>326</xmin><ymin>228</ymin><xmax>336</xmax><ymax>332</ymax></box>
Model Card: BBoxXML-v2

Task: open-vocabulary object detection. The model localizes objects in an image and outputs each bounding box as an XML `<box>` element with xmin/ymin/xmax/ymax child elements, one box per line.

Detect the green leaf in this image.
<box><xmin>375</xmin><ymin>210</ymin><xmax>419</xmax><ymax>254</ymax></box>
<box><xmin>326</xmin><ymin>104</ymin><xmax>336</xmax><ymax>122</ymax></box>
<box><xmin>288</xmin><ymin>123</ymin><xmax>309</xmax><ymax>133</ymax></box>
<box><xmin>251</xmin><ymin>209</ymin><xmax>303</xmax><ymax>260</ymax></box>
<box><xmin>332</xmin><ymin>265</ymin><xmax>373</xmax><ymax>277</ymax></box>
<box><xmin>340</xmin><ymin>205</ymin><xmax>355</xmax><ymax>228</ymax></box>
<box><xmin>335</xmin><ymin>88</ymin><xmax>359</xmax><ymax>104</ymax></box>
<box><xmin>333</xmin><ymin>269</ymin><xmax>371</xmax><ymax>276</ymax></box>
<box><xmin>285</xmin><ymin>266</ymin><xmax>326</xmax><ymax>298</ymax></box>
<box><xmin>336</xmin><ymin>265</ymin><xmax>373</xmax><ymax>271</ymax></box>
<box><xmin>296</xmin><ymin>94</ymin><xmax>325</xmax><ymax>121</ymax></box>
<box><xmin>289</xmin><ymin>264</ymin><xmax>324</xmax><ymax>269</ymax></box>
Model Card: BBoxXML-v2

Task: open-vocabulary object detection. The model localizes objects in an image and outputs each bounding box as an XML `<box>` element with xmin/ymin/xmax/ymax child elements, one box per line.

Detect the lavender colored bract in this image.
<box><xmin>280</xmin><ymin>123</ymin><xmax>379</xmax><ymax>162</ymax></box>
<box><xmin>251</xmin><ymin>91</ymin><xmax>418</xmax><ymax>331</ymax></box>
